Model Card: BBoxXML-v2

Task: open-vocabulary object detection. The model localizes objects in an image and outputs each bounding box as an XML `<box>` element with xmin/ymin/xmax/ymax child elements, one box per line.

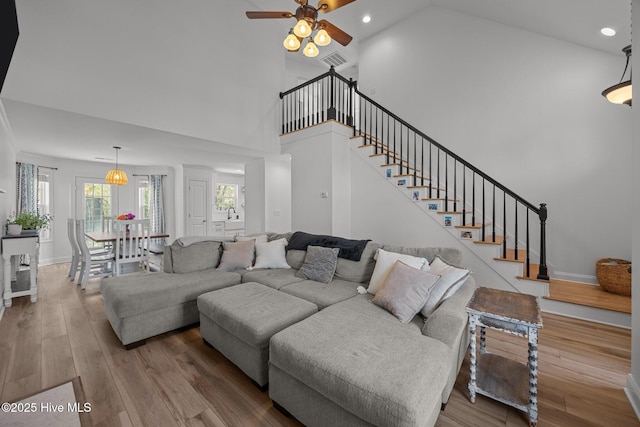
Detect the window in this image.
<box><xmin>215</xmin><ymin>184</ymin><xmax>237</xmax><ymax>211</ymax></box>
<box><xmin>84</xmin><ymin>183</ymin><xmax>112</xmax><ymax>233</ymax></box>
<box><xmin>37</xmin><ymin>170</ymin><xmax>52</xmax><ymax>241</ymax></box>
<box><xmin>138</xmin><ymin>179</ymin><xmax>150</xmax><ymax>219</ymax></box>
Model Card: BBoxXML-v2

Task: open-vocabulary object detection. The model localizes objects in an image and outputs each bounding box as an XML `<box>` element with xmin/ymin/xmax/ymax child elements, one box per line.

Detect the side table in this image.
<box><xmin>466</xmin><ymin>286</ymin><xmax>543</xmax><ymax>426</ymax></box>
<box><xmin>2</xmin><ymin>233</ymin><xmax>40</xmax><ymax>307</ymax></box>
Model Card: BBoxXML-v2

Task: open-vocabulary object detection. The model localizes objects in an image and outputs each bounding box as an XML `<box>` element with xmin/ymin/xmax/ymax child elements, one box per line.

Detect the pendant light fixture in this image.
<box><xmin>105</xmin><ymin>146</ymin><xmax>128</xmax><ymax>186</ymax></box>
<box><xmin>602</xmin><ymin>45</ymin><xmax>632</xmax><ymax>106</ymax></box>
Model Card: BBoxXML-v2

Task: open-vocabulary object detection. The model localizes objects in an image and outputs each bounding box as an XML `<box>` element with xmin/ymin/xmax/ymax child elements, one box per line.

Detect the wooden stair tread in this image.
<box><xmin>544</xmin><ymin>279</ymin><xmax>631</xmax><ymax>314</ymax></box>
<box><xmin>381</xmin><ymin>164</ymin><xmax>422</xmax><ymax>173</ymax></box>
<box><xmin>437</xmin><ymin>211</ymin><xmax>471</xmax><ymax>215</ymax></box>
<box><xmin>423</xmin><ymin>198</ymin><xmax>458</xmax><ymax>201</ymax></box>
<box><xmin>474</xmin><ymin>235</ymin><xmax>505</xmax><ymax>245</ymax></box>
<box><xmin>494</xmin><ymin>248</ymin><xmax>528</xmax><ymax>263</ymax></box>
<box><xmin>517</xmin><ymin>264</ymin><xmax>550</xmax><ymax>283</ymax></box>
<box><xmin>455</xmin><ymin>222</ymin><xmax>489</xmax><ymax>229</ymax></box>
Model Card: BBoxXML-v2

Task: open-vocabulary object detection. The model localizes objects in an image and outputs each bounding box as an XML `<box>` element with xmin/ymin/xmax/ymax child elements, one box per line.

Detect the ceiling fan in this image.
<box><xmin>246</xmin><ymin>0</ymin><xmax>355</xmax><ymax>58</ymax></box>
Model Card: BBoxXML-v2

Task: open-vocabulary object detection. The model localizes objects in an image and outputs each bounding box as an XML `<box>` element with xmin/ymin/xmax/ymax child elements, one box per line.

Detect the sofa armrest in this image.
<box><xmin>421</xmin><ymin>276</ymin><xmax>475</xmax><ymax>348</ymax></box>
<box><xmin>163</xmin><ymin>245</ymin><xmax>174</xmax><ymax>273</ymax></box>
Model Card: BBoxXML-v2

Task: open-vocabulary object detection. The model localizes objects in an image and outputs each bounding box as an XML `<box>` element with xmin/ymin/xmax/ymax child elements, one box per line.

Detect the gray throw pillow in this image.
<box><xmin>295</xmin><ymin>245</ymin><xmax>340</xmax><ymax>283</ymax></box>
<box><xmin>217</xmin><ymin>240</ymin><xmax>255</xmax><ymax>272</ymax></box>
<box><xmin>372</xmin><ymin>260</ymin><xmax>440</xmax><ymax>323</ymax></box>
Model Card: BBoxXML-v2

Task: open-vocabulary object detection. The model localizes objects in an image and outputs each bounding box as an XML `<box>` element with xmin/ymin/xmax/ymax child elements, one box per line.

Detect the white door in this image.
<box><xmin>188</xmin><ymin>179</ymin><xmax>208</xmax><ymax>236</ymax></box>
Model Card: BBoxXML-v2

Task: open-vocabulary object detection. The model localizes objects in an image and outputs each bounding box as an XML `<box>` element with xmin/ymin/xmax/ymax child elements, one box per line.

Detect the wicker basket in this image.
<box><xmin>596</xmin><ymin>258</ymin><xmax>631</xmax><ymax>296</ymax></box>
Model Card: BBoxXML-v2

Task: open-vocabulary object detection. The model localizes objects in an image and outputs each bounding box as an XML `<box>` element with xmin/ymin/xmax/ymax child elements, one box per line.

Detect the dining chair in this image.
<box><xmin>76</xmin><ymin>218</ymin><xmax>115</xmax><ymax>289</ymax></box>
<box><xmin>114</xmin><ymin>219</ymin><xmax>150</xmax><ymax>276</ymax></box>
<box><xmin>67</xmin><ymin>218</ymin><xmax>81</xmax><ymax>280</ymax></box>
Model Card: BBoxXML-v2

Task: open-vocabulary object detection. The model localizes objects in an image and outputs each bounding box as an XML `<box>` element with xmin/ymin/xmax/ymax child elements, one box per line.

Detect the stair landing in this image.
<box><xmin>544</xmin><ymin>279</ymin><xmax>631</xmax><ymax>314</ymax></box>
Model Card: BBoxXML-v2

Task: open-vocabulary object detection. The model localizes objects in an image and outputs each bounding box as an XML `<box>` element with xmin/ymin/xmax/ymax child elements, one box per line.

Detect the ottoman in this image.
<box><xmin>197</xmin><ymin>282</ymin><xmax>318</xmax><ymax>387</ymax></box>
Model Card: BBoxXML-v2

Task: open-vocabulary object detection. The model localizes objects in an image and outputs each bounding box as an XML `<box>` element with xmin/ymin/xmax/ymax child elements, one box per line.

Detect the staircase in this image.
<box><xmin>279</xmin><ymin>67</ymin><xmax>631</xmax><ymax>326</ymax></box>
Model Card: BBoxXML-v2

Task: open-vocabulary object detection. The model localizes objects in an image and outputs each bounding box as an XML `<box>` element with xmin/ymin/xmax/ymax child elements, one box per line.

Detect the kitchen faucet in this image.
<box><xmin>227</xmin><ymin>207</ymin><xmax>236</xmax><ymax>220</ymax></box>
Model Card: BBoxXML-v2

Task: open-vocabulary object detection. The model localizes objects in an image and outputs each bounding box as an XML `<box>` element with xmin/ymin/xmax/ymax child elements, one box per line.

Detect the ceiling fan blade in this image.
<box><xmin>317</xmin><ymin>0</ymin><xmax>356</xmax><ymax>13</ymax></box>
<box><xmin>246</xmin><ymin>11</ymin><xmax>293</xmax><ymax>19</ymax></box>
<box><xmin>317</xmin><ymin>20</ymin><xmax>353</xmax><ymax>46</ymax></box>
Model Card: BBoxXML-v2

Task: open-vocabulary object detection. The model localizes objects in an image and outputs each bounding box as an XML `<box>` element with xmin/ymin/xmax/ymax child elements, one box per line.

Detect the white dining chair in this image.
<box><xmin>67</xmin><ymin>218</ymin><xmax>81</xmax><ymax>280</ymax></box>
<box><xmin>114</xmin><ymin>219</ymin><xmax>150</xmax><ymax>276</ymax></box>
<box><xmin>76</xmin><ymin>218</ymin><xmax>115</xmax><ymax>289</ymax></box>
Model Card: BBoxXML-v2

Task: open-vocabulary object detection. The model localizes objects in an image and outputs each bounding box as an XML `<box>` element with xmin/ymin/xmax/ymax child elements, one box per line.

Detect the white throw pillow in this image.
<box><xmin>420</xmin><ymin>256</ymin><xmax>470</xmax><ymax>318</ymax></box>
<box><xmin>252</xmin><ymin>238</ymin><xmax>290</xmax><ymax>269</ymax></box>
<box><xmin>367</xmin><ymin>248</ymin><xmax>428</xmax><ymax>295</ymax></box>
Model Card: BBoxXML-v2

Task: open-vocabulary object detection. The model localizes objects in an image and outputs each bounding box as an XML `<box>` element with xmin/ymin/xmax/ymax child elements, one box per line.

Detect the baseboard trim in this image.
<box><xmin>625</xmin><ymin>374</ymin><xmax>640</xmax><ymax>422</ymax></box>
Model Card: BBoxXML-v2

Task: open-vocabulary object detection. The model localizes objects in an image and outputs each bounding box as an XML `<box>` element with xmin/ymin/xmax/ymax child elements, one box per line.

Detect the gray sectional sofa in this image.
<box><xmin>100</xmin><ymin>231</ymin><xmax>476</xmax><ymax>427</ymax></box>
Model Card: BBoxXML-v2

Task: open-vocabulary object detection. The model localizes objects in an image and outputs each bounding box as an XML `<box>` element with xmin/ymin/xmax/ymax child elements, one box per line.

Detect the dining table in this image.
<box><xmin>84</xmin><ymin>230</ymin><xmax>170</xmax><ymax>243</ymax></box>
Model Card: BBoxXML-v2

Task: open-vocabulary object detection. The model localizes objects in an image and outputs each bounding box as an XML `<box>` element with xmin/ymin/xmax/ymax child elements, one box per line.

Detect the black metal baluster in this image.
<box><xmin>453</xmin><ymin>161</ymin><xmax>457</xmax><ymax>212</ymax></box>
<box><xmin>462</xmin><ymin>165</ymin><xmax>466</xmax><ymax>226</ymax></box>
<box><xmin>492</xmin><ymin>185</ymin><xmax>496</xmax><ymax>242</ymax></box>
<box><xmin>502</xmin><ymin>190</ymin><xmax>507</xmax><ymax>259</ymax></box>
<box><xmin>445</xmin><ymin>154</ymin><xmax>449</xmax><ymax>211</ymax></box>
<box><xmin>538</xmin><ymin>204</ymin><xmax>549</xmax><ymax>280</ymax></box>
<box><xmin>428</xmin><ymin>144</ymin><xmax>432</xmax><ymax>198</ymax></box>
<box><xmin>482</xmin><ymin>178</ymin><xmax>485</xmax><ymax>241</ymax></box>
<box><xmin>472</xmin><ymin>173</ymin><xmax>476</xmax><ymax>226</ymax></box>
<box><xmin>421</xmin><ymin>137</ymin><xmax>425</xmax><ymax>187</ymax></box>
<box><xmin>526</xmin><ymin>209</ymin><xmax>531</xmax><ymax>277</ymax></box>
<box><xmin>514</xmin><ymin>201</ymin><xmax>519</xmax><ymax>261</ymax></box>
<box><xmin>436</xmin><ymin>148</ymin><xmax>441</xmax><ymax>198</ymax></box>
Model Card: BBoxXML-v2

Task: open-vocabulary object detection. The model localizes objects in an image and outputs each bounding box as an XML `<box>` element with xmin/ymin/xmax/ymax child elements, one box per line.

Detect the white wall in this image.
<box><xmin>244</xmin><ymin>155</ymin><xmax>292</xmax><ymax>234</ymax></box>
<box><xmin>358</xmin><ymin>5</ymin><xmax>633</xmax><ymax>282</ymax></box>
<box><xmin>0</xmin><ymin>100</ymin><xmax>17</xmax><ymax>320</ymax></box>
<box><xmin>628</xmin><ymin>0</ymin><xmax>640</xmax><ymax>419</ymax></box>
<box><xmin>281</xmin><ymin>122</ymin><xmax>352</xmax><ymax>236</ymax></box>
<box><xmin>3</xmin><ymin>0</ymin><xmax>285</xmax><ymax>155</ymax></box>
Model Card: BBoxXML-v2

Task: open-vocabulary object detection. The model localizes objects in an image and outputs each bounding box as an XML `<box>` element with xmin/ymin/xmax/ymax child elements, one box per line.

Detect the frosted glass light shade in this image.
<box><xmin>294</xmin><ymin>19</ymin><xmax>312</xmax><ymax>38</ymax></box>
<box><xmin>315</xmin><ymin>29</ymin><xmax>331</xmax><ymax>46</ymax></box>
<box><xmin>283</xmin><ymin>33</ymin><xmax>301</xmax><ymax>51</ymax></box>
<box><xmin>303</xmin><ymin>39</ymin><xmax>319</xmax><ymax>57</ymax></box>
<box><xmin>105</xmin><ymin>169</ymin><xmax>128</xmax><ymax>185</ymax></box>
<box><xmin>602</xmin><ymin>80</ymin><xmax>632</xmax><ymax>106</ymax></box>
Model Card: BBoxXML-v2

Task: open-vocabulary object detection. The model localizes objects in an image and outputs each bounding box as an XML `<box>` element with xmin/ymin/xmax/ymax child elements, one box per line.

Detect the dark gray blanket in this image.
<box><xmin>287</xmin><ymin>231</ymin><xmax>370</xmax><ymax>261</ymax></box>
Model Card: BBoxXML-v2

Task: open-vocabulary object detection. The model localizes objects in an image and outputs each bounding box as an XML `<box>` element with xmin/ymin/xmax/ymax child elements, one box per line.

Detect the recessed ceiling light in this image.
<box><xmin>601</xmin><ymin>27</ymin><xmax>616</xmax><ymax>37</ymax></box>
<box><xmin>362</xmin><ymin>15</ymin><xmax>371</xmax><ymax>24</ymax></box>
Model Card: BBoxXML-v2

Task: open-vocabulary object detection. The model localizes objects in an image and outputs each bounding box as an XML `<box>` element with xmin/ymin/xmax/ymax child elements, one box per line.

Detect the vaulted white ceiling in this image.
<box><xmin>1</xmin><ymin>0</ymin><xmax>631</xmax><ymax>170</ymax></box>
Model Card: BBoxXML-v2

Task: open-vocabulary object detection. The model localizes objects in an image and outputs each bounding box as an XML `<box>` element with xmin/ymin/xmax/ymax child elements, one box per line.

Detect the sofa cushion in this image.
<box><xmin>170</xmin><ymin>241</ymin><xmax>222</xmax><ymax>274</ymax></box>
<box><xmin>334</xmin><ymin>241</ymin><xmax>381</xmax><ymax>284</ymax></box>
<box><xmin>367</xmin><ymin>248</ymin><xmax>428</xmax><ymax>295</ymax></box>
<box><xmin>381</xmin><ymin>245</ymin><xmax>463</xmax><ymax>267</ymax></box>
<box><xmin>295</xmin><ymin>246</ymin><xmax>339</xmax><ymax>283</ymax></box>
<box><xmin>372</xmin><ymin>260</ymin><xmax>440</xmax><ymax>323</ymax></box>
<box><xmin>100</xmin><ymin>270</ymin><xmax>241</xmax><ymax>318</ymax></box>
<box><xmin>280</xmin><ymin>278</ymin><xmax>359</xmax><ymax>309</ymax></box>
<box><xmin>218</xmin><ymin>240</ymin><xmax>255</xmax><ymax>271</ymax></box>
<box><xmin>241</xmin><ymin>268</ymin><xmax>305</xmax><ymax>290</ymax></box>
<box><xmin>269</xmin><ymin>295</ymin><xmax>450</xmax><ymax>427</ymax></box>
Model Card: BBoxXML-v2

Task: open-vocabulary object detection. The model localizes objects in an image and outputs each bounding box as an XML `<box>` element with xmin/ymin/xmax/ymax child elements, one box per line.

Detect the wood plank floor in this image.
<box><xmin>0</xmin><ymin>263</ymin><xmax>638</xmax><ymax>427</ymax></box>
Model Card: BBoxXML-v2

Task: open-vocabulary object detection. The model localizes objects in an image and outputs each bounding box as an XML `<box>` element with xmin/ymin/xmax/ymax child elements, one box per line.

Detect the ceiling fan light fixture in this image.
<box><xmin>294</xmin><ymin>19</ymin><xmax>312</xmax><ymax>38</ymax></box>
<box><xmin>283</xmin><ymin>30</ymin><xmax>301</xmax><ymax>51</ymax></box>
<box><xmin>303</xmin><ymin>39</ymin><xmax>319</xmax><ymax>57</ymax></box>
<box><xmin>105</xmin><ymin>146</ymin><xmax>128</xmax><ymax>186</ymax></box>
<box><xmin>315</xmin><ymin>28</ymin><xmax>331</xmax><ymax>46</ymax></box>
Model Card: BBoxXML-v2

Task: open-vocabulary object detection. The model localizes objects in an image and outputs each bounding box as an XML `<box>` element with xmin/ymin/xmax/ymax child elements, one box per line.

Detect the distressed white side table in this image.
<box><xmin>466</xmin><ymin>286</ymin><xmax>543</xmax><ymax>427</ymax></box>
<box><xmin>2</xmin><ymin>233</ymin><xmax>39</xmax><ymax>307</ymax></box>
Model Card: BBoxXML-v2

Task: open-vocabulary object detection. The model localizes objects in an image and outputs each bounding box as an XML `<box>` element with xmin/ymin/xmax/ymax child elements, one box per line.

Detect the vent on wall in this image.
<box><xmin>320</xmin><ymin>51</ymin><xmax>348</xmax><ymax>68</ymax></box>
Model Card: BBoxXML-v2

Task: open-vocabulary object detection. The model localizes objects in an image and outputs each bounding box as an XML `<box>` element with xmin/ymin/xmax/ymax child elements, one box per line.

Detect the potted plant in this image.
<box><xmin>6</xmin><ymin>211</ymin><xmax>53</xmax><ymax>235</ymax></box>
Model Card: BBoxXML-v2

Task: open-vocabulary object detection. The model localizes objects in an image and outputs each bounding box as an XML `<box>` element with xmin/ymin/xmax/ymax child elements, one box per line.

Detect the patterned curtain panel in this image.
<box><xmin>16</xmin><ymin>162</ymin><xmax>37</xmax><ymax>214</ymax></box>
<box><xmin>149</xmin><ymin>175</ymin><xmax>166</xmax><ymax>246</ymax></box>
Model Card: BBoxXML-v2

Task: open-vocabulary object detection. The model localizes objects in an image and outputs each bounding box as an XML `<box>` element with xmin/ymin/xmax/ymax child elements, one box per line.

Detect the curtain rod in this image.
<box><xmin>16</xmin><ymin>162</ymin><xmax>58</xmax><ymax>170</ymax></box>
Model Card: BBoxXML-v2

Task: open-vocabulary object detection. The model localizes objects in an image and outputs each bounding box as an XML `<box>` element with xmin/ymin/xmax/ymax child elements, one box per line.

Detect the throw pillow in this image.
<box><xmin>295</xmin><ymin>245</ymin><xmax>340</xmax><ymax>283</ymax></box>
<box><xmin>217</xmin><ymin>240</ymin><xmax>255</xmax><ymax>271</ymax></box>
<box><xmin>367</xmin><ymin>248</ymin><xmax>428</xmax><ymax>295</ymax></box>
<box><xmin>253</xmin><ymin>238</ymin><xmax>290</xmax><ymax>269</ymax></box>
<box><xmin>372</xmin><ymin>260</ymin><xmax>441</xmax><ymax>323</ymax></box>
<box><xmin>420</xmin><ymin>256</ymin><xmax>470</xmax><ymax>318</ymax></box>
